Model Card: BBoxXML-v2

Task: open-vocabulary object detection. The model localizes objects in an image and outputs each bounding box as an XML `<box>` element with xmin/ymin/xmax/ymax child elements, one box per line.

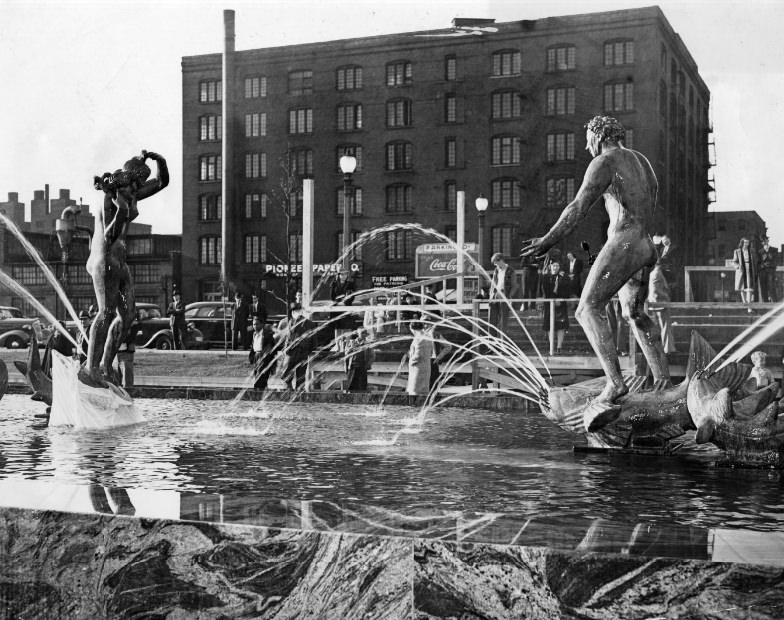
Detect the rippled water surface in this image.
<box><xmin>1</xmin><ymin>395</ymin><xmax>782</xmax><ymax>531</ymax></box>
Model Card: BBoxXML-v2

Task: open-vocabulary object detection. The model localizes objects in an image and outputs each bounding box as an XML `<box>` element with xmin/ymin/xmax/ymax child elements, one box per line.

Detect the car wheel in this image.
<box><xmin>156</xmin><ymin>336</ymin><xmax>173</xmax><ymax>350</ymax></box>
<box><xmin>5</xmin><ymin>335</ymin><xmax>24</xmax><ymax>349</ymax></box>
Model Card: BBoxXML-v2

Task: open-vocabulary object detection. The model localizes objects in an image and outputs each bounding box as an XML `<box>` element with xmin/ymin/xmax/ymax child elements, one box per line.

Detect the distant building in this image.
<box><xmin>0</xmin><ymin>188</ymin><xmax>181</xmax><ymax>319</ymax></box>
<box><xmin>181</xmin><ymin>6</ymin><xmax>714</xmax><ymax>310</ymax></box>
<box><xmin>708</xmin><ymin>210</ymin><xmax>768</xmax><ymax>266</ymax></box>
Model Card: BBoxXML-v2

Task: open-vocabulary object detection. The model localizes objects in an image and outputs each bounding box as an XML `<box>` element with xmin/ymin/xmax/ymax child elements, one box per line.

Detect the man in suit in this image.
<box><xmin>488</xmin><ymin>252</ymin><xmax>519</xmax><ymax>339</ymax></box>
<box><xmin>565</xmin><ymin>251</ymin><xmax>584</xmax><ymax>295</ymax></box>
<box><xmin>250</xmin><ymin>292</ymin><xmax>268</xmax><ymax>326</ymax></box>
<box><xmin>519</xmin><ymin>255</ymin><xmax>540</xmax><ymax>310</ymax></box>
<box><xmin>758</xmin><ymin>237</ymin><xmax>779</xmax><ymax>302</ymax></box>
<box><xmin>231</xmin><ymin>292</ymin><xmax>251</xmax><ymax>350</ymax></box>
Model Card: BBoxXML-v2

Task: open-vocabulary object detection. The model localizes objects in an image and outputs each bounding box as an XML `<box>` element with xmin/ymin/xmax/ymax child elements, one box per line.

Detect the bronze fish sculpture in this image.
<box><xmin>13</xmin><ymin>332</ymin><xmax>53</xmax><ymax>406</ymax></box>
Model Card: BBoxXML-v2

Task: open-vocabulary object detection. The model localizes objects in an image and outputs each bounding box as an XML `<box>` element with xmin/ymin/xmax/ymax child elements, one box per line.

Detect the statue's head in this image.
<box><xmin>122</xmin><ymin>155</ymin><xmax>151</xmax><ymax>185</ymax></box>
<box><xmin>585</xmin><ymin>116</ymin><xmax>626</xmax><ymax>155</ymax></box>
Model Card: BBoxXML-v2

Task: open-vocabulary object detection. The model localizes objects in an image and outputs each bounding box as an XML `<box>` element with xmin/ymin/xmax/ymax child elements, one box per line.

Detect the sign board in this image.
<box><xmin>371</xmin><ymin>274</ymin><xmax>411</xmax><ymax>288</ymax></box>
<box><xmin>415</xmin><ymin>243</ymin><xmax>479</xmax><ymax>279</ymax></box>
<box><xmin>264</xmin><ymin>262</ymin><xmax>362</xmax><ymax>277</ymax></box>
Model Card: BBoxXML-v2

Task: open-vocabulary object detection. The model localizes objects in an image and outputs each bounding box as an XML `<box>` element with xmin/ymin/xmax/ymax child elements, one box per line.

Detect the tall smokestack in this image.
<box><xmin>221</xmin><ymin>9</ymin><xmax>236</xmax><ymax>295</ymax></box>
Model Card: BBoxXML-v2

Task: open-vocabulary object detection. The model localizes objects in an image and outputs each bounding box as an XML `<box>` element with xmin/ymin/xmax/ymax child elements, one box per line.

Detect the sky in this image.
<box><xmin>2</xmin><ymin>0</ymin><xmax>783</xmax><ymax>245</ymax></box>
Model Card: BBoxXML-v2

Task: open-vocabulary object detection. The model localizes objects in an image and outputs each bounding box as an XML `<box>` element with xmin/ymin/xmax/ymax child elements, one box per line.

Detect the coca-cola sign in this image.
<box><xmin>415</xmin><ymin>243</ymin><xmax>479</xmax><ymax>279</ymax></box>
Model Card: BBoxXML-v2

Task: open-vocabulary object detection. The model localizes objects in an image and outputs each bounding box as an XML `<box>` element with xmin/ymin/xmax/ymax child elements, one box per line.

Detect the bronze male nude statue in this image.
<box><xmin>521</xmin><ymin>117</ymin><xmax>670</xmax><ymax>411</ymax></box>
<box><xmin>83</xmin><ymin>150</ymin><xmax>168</xmax><ymax>387</ymax></box>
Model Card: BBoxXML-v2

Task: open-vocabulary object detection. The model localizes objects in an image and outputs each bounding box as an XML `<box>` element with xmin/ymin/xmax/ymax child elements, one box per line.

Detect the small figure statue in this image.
<box><xmin>83</xmin><ymin>150</ymin><xmax>168</xmax><ymax>387</ymax></box>
<box><xmin>748</xmin><ymin>350</ymin><xmax>774</xmax><ymax>390</ymax></box>
<box><xmin>521</xmin><ymin>116</ymin><xmax>670</xmax><ymax>430</ymax></box>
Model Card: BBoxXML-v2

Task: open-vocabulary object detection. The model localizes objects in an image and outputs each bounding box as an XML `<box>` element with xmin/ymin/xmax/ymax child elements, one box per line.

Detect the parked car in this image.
<box><xmin>184</xmin><ymin>301</ymin><xmax>232</xmax><ymax>348</ymax></box>
<box><xmin>0</xmin><ymin>306</ymin><xmax>44</xmax><ymax>349</ymax></box>
<box><xmin>134</xmin><ymin>303</ymin><xmax>175</xmax><ymax>349</ymax></box>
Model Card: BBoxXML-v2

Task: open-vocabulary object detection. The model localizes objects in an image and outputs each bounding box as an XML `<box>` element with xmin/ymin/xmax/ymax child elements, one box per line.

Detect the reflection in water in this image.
<box><xmin>0</xmin><ymin>395</ymin><xmax>783</xmax><ymax>534</ymax></box>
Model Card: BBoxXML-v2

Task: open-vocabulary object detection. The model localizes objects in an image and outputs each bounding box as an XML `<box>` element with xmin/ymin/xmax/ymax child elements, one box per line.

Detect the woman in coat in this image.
<box><xmin>732</xmin><ymin>237</ymin><xmax>757</xmax><ymax>304</ymax></box>
<box><xmin>540</xmin><ymin>261</ymin><xmax>571</xmax><ymax>354</ymax></box>
<box><xmin>406</xmin><ymin>321</ymin><xmax>433</xmax><ymax>396</ymax></box>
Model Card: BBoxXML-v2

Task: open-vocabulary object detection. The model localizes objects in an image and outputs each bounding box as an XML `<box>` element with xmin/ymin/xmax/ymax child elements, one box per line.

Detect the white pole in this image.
<box><xmin>302</xmin><ymin>179</ymin><xmax>315</xmax><ymax>307</ymax></box>
<box><xmin>456</xmin><ymin>191</ymin><xmax>465</xmax><ymax>305</ymax></box>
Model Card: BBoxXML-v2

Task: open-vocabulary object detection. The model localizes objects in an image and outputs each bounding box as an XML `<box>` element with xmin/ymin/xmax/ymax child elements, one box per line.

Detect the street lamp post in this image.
<box><xmin>475</xmin><ymin>194</ymin><xmax>489</xmax><ymax>270</ymax></box>
<box><xmin>339</xmin><ymin>154</ymin><xmax>357</xmax><ymax>271</ymax></box>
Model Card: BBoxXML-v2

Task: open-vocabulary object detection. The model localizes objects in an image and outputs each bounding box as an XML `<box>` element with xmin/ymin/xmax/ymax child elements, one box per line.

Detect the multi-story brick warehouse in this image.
<box><xmin>181</xmin><ymin>6</ymin><xmax>713</xmax><ymax>309</ymax></box>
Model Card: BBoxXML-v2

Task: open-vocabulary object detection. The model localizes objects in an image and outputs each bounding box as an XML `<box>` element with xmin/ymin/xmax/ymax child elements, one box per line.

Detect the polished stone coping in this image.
<box><xmin>1</xmin><ymin>478</ymin><xmax>782</xmax><ymax>568</ymax></box>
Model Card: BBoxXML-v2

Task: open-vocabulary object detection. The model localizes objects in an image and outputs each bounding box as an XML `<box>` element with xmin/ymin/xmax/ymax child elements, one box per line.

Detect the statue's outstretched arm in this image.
<box><xmin>521</xmin><ymin>158</ymin><xmax>610</xmax><ymax>258</ymax></box>
<box><xmin>135</xmin><ymin>151</ymin><xmax>169</xmax><ymax>201</ymax></box>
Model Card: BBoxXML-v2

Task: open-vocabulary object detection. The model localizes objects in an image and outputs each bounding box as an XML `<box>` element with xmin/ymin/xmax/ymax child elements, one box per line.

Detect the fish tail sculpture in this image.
<box><xmin>13</xmin><ymin>332</ymin><xmax>52</xmax><ymax>406</ymax></box>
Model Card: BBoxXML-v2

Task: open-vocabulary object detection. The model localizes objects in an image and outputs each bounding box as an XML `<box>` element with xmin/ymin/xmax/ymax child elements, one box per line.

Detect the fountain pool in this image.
<box><xmin>3</xmin><ymin>394</ymin><xmax>784</xmax><ymax>618</ymax></box>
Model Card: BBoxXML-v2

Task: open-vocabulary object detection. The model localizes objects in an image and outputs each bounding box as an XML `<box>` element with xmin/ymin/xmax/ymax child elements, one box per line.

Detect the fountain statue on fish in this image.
<box><xmin>541</xmin><ymin>330</ymin><xmax>784</xmax><ymax>466</ymax></box>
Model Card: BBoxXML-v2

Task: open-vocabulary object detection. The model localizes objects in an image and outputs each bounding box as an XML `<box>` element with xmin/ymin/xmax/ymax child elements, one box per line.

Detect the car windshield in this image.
<box><xmin>138</xmin><ymin>307</ymin><xmax>162</xmax><ymax>320</ymax></box>
<box><xmin>0</xmin><ymin>309</ymin><xmax>22</xmax><ymax>319</ymax></box>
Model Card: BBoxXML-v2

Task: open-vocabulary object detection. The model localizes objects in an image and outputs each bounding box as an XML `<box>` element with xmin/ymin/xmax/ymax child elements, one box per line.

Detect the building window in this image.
<box><xmin>245</xmin><ymin>113</ymin><xmax>266</xmax><ymax>137</ymax></box>
<box><xmin>385</xmin><ymin>184</ymin><xmax>412</xmax><ymax>213</ymax></box>
<box><xmin>337</xmin><ymin>231</ymin><xmax>363</xmax><ymax>260</ymax></box>
<box><xmin>337</xmin><ymin>103</ymin><xmax>363</xmax><ymax>131</ymax></box>
<box><xmin>386</xmin><ymin>141</ymin><xmax>413</xmax><ymax>171</ymax></box>
<box><xmin>129</xmin><ymin>264</ymin><xmax>160</xmax><ymax>283</ymax></box>
<box><xmin>126</xmin><ymin>238</ymin><xmax>152</xmax><ymax>255</ymax></box>
<box><xmin>546</xmin><ymin>177</ymin><xmax>576</xmax><ymax>208</ymax></box>
<box><xmin>199</xmin><ymin>236</ymin><xmax>221</xmax><ymax>265</ymax></box>
<box><xmin>386</xmin><ymin>99</ymin><xmax>412</xmax><ymax>128</ymax></box>
<box><xmin>385</xmin><ymin>230</ymin><xmax>413</xmax><ymax>260</ymax></box>
<box><xmin>546</xmin><ymin>87</ymin><xmax>575</xmax><ymax>115</ymax></box>
<box><xmin>491</xmin><ymin>135</ymin><xmax>521</xmax><ymax>166</ymax></box>
<box><xmin>738</xmin><ymin>219</ymin><xmax>747</xmax><ymax>231</ymax></box>
<box><xmin>491</xmin><ymin>178</ymin><xmax>522</xmax><ymax>209</ymax></box>
<box><xmin>604</xmin><ymin>40</ymin><xmax>635</xmax><ymax>66</ymax></box>
<box><xmin>199</xmin><ymin>80</ymin><xmax>222</xmax><ymax>103</ymax></box>
<box><xmin>386</xmin><ymin>60</ymin><xmax>412</xmax><ymax>86</ymax></box>
<box><xmin>491</xmin><ymin>225</ymin><xmax>515</xmax><ymax>257</ymax></box>
<box><xmin>199</xmin><ymin>115</ymin><xmax>222</xmax><ymax>141</ymax></box>
<box><xmin>491</xmin><ymin>90</ymin><xmax>522</xmax><ymax>119</ymax></box>
<box><xmin>289</xmin><ymin>148</ymin><xmax>313</xmax><ymax>177</ymax></box>
<box><xmin>445</xmin><ymin>181</ymin><xmax>457</xmax><ymax>211</ymax></box>
<box><xmin>445</xmin><ymin>93</ymin><xmax>457</xmax><ymax>123</ymax></box>
<box><xmin>288</xmin><ymin>70</ymin><xmax>313</xmax><ymax>95</ymax></box>
<box><xmin>289</xmin><ymin>108</ymin><xmax>313</xmax><ymax>134</ymax></box>
<box><xmin>546</xmin><ymin>133</ymin><xmax>575</xmax><ymax>162</ymax></box>
<box><xmin>288</xmin><ymin>190</ymin><xmax>303</xmax><ymax>217</ymax></box>
<box><xmin>336</xmin><ymin>187</ymin><xmax>363</xmax><ymax>216</ymax></box>
<box><xmin>492</xmin><ymin>50</ymin><xmax>521</xmax><ymax>76</ymax></box>
<box><xmin>623</xmin><ymin>128</ymin><xmax>634</xmax><ymax>150</ymax></box>
<box><xmin>547</xmin><ymin>45</ymin><xmax>576</xmax><ymax>71</ymax></box>
<box><xmin>336</xmin><ymin>145</ymin><xmax>363</xmax><ymax>172</ymax></box>
<box><xmin>244</xmin><ymin>76</ymin><xmax>267</xmax><ymax>98</ymax></box>
<box><xmin>245</xmin><ymin>152</ymin><xmax>266</xmax><ymax>178</ymax></box>
<box><xmin>337</xmin><ymin>65</ymin><xmax>363</xmax><ymax>90</ymax></box>
<box><xmin>445</xmin><ymin>138</ymin><xmax>457</xmax><ymax>168</ymax></box>
<box><xmin>199</xmin><ymin>194</ymin><xmax>222</xmax><ymax>220</ymax></box>
<box><xmin>12</xmin><ymin>266</ymin><xmax>47</xmax><ymax>285</ymax></box>
<box><xmin>244</xmin><ymin>234</ymin><xmax>266</xmax><ymax>263</ymax></box>
<box><xmin>199</xmin><ymin>155</ymin><xmax>221</xmax><ymax>181</ymax></box>
<box><xmin>604</xmin><ymin>81</ymin><xmax>634</xmax><ymax>112</ymax></box>
<box><xmin>445</xmin><ymin>55</ymin><xmax>456</xmax><ymax>81</ymax></box>
<box><xmin>244</xmin><ymin>193</ymin><xmax>267</xmax><ymax>219</ymax></box>
<box><xmin>288</xmin><ymin>233</ymin><xmax>303</xmax><ymax>262</ymax></box>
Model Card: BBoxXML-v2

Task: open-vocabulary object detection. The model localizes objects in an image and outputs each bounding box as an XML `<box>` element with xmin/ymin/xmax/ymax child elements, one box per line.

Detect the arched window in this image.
<box><xmin>386</xmin><ymin>98</ymin><xmax>412</xmax><ymax>127</ymax></box>
<box><xmin>198</xmin><ymin>236</ymin><xmax>221</xmax><ymax>265</ymax></box>
<box><xmin>491</xmin><ymin>90</ymin><xmax>522</xmax><ymax>119</ymax></box>
<box><xmin>491</xmin><ymin>135</ymin><xmax>521</xmax><ymax>165</ymax></box>
<box><xmin>385</xmin><ymin>184</ymin><xmax>412</xmax><ymax>213</ymax></box>
<box><xmin>337</xmin><ymin>65</ymin><xmax>363</xmax><ymax>91</ymax></box>
<box><xmin>385</xmin><ymin>141</ymin><xmax>413</xmax><ymax>171</ymax></box>
<box><xmin>491</xmin><ymin>178</ymin><xmax>522</xmax><ymax>209</ymax></box>
<box><xmin>492</xmin><ymin>49</ymin><xmax>521</xmax><ymax>76</ymax></box>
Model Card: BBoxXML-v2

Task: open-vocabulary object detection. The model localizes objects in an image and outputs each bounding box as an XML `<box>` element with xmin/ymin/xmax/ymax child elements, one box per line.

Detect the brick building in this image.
<box><xmin>181</xmin><ymin>6</ymin><xmax>713</xmax><ymax>311</ymax></box>
<box><xmin>708</xmin><ymin>210</ymin><xmax>769</xmax><ymax>266</ymax></box>
<box><xmin>0</xmin><ymin>189</ymin><xmax>181</xmax><ymax>320</ymax></box>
